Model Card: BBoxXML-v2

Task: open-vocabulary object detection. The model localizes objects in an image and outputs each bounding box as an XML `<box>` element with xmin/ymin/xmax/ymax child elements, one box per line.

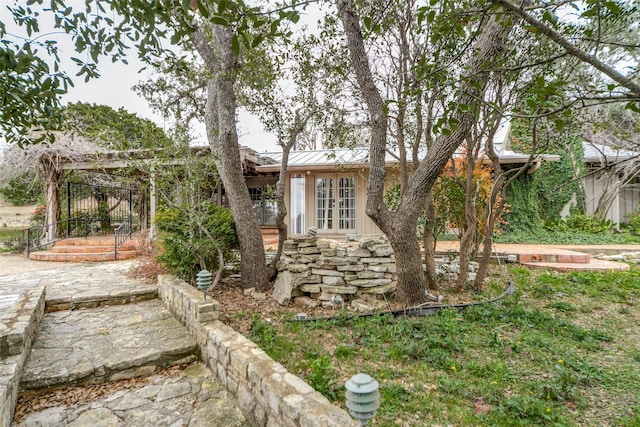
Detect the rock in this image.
<box><xmin>351</xmin><ymin>299</ymin><xmax>374</xmax><ymax>312</ymax></box>
<box><xmin>298</xmin><ymin>247</ymin><xmax>321</xmax><ymax>255</ymax></box>
<box><xmin>294</xmin><ymin>296</ymin><xmax>318</xmax><ymax>308</ymax></box>
<box><xmin>319</xmin><ymin>256</ymin><xmax>356</xmax><ymax>265</ymax></box>
<box><xmin>273</xmin><ymin>271</ymin><xmax>295</xmax><ymax>305</ymax></box>
<box><xmin>311</xmin><ymin>268</ymin><xmax>344</xmax><ymax>277</ymax></box>
<box><xmin>360</xmin><ymin>257</ymin><xmax>393</xmax><ymax>265</ymax></box>
<box><xmin>315</xmin><ymin>238</ymin><xmax>335</xmax><ymax>249</ymax></box>
<box><xmin>287</xmin><ymin>264</ymin><xmax>310</xmax><ymax>273</ymax></box>
<box><xmin>322</xmin><ymin>276</ymin><xmax>346</xmax><ymax>286</ymax></box>
<box><xmin>298</xmin><ymin>284</ymin><xmax>321</xmax><ymax>293</ymax></box>
<box><xmin>347</xmin><ymin>278</ymin><xmax>393</xmax><ymax>288</ymax></box>
<box><xmin>242</xmin><ymin>288</ymin><xmax>255</xmax><ymax>297</ymax></box>
<box><xmin>318</xmin><ymin>291</ymin><xmax>340</xmax><ymax>301</ymax></box>
<box><xmin>336</xmin><ymin>264</ymin><xmax>365</xmax><ymax>272</ymax></box>
<box><xmin>357</xmin><ymin>282</ymin><xmax>396</xmax><ymax>294</ymax></box>
<box><xmin>321</xmin><ymin>301</ymin><xmax>337</xmax><ymax>309</ymax></box>
<box><xmin>67</xmin><ymin>408</ymin><xmax>119</xmax><ymax>427</ymax></box>
<box><xmin>346</xmin><ymin>248</ymin><xmax>372</xmax><ymax>257</ymax></box>
<box><xmin>291</xmin><ymin>254</ymin><xmax>317</xmax><ymax>264</ymax></box>
<box><xmin>321</xmin><ymin>285</ymin><xmax>357</xmax><ymax>294</ymax></box>
<box><xmin>321</xmin><ymin>248</ymin><xmax>337</xmax><ymax>257</ymax></box>
<box><xmin>357</xmin><ymin>271</ymin><xmax>385</xmax><ymax>279</ymax></box>
<box><xmin>18</xmin><ymin>406</ymin><xmax>67</xmax><ymax>427</ymax></box>
<box><xmin>283</xmin><ymin>240</ymin><xmax>298</xmax><ymax>250</ymax></box>
<box><xmin>188</xmin><ymin>392</ymin><xmax>246</xmax><ymax>427</ymax></box>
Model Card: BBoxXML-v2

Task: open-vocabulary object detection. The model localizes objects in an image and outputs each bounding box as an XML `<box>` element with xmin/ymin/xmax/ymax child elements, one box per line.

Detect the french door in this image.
<box><xmin>316</xmin><ymin>175</ymin><xmax>356</xmax><ymax>232</ymax></box>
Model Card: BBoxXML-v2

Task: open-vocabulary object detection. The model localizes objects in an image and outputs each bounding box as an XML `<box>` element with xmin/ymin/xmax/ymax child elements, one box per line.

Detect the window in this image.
<box><xmin>315</xmin><ymin>175</ymin><xmax>356</xmax><ymax>232</ymax></box>
<box><xmin>290</xmin><ymin>174</ymin><xmax>306</xmax><ymax>234</ymax></box>
<box><xmin>249</xmin><ymin>185</ymin><xmax>276</xmax><ymax>225</ymax></box>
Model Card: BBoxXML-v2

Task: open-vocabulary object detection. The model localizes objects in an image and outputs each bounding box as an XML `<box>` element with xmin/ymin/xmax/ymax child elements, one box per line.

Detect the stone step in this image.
<box><xmin>521</xmin><ymin>259</ymin><xmax>630</xmax><ymax>272</ymax></box>
<box><xmin>51</xmin><ymin>245</ymin><xmax>121</xmax><ymax>254</ymax></box>
<box><xmin>518</xmin><ymin>253</ymin><xmax>591</xmax><ymax>264</ymax></box>
<box><xmin>28</xmin><ymin>250</ymin><xmax>138</xmax><ymax>262</ymax></box>
<box><xmin>19</xmin><ymin>299</ymin><xmax>198</xmax><ymax>393</ymax></box>
<box><xmin>54</xmin><ymin>237</ymin><xmax>137</xmax><ymax>247</ymax></box>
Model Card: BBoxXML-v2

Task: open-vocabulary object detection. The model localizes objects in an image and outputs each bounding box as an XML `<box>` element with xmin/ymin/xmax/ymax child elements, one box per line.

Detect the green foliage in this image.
<box><xmin>2</xmin><ymin>0</ymin><xmax>300</xmax><ymax>145</ymax></box>
<box><xmin>627</xmin><ymin>208</ymin><xmax>640</xmax><ymax>236</ymax></box>
<box><xmin>494</xmin><ymin>229</ymin><xmax>640</xmax><ymax>245</ymax></box>
<box><xmin>547</xmin><ymin>212</ymin><xmax>614</xmax><ymax>234</ymax></box>
<box><xmin>0</xmin><ymin>174</ymin><xmax>41</xmax><ymax>205</ymax></box>
<box><xmin>241</xmin><ymin>266</ymin><xmax>640</xmax><ymax>425</ymax></box>
<box><xmin>63</xmin><ymin>102</ymin><xmax>173</xmax><ymax>150</ymax></box>
<box><xmin>155</xmin><ymin>201</ymin><xmax>237</xmax><ymax>283</ymax></box>
<box><xmin>502</xmin><ymin>174</ymin><xmax>542</xmax><ymax>233</ymax></box>
<box><xmin>0</xmin><ymin>228</ymin><xmax>27</xmax><ymax>253</ymax></box>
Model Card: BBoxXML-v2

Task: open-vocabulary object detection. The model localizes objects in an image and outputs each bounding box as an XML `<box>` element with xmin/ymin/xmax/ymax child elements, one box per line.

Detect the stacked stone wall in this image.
<box><xmin>0</xmin><ymin>286</ymin><xmax>46</xmax><ymax>426</ymax></box>
<box><xmin>158</xmin><ymin>275</ymin><xmax>357</xmax><ymax>427</ymax></box>
<box><xmin>273</xmin><ymin>235</ymin><xmax>478</xmax><ymax>308</ymax></box>
<box><xmin>273</xmin><ymin>235</ymin><xmax>398</xmax><ymax>308</ymax></box>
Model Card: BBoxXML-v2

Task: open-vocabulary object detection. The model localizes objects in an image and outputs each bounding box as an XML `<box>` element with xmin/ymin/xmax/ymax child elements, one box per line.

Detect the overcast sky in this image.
<box><xmin>60</xmin><ymin>56</ymin><xmax>280</xmax><ymax>152</ymax></box>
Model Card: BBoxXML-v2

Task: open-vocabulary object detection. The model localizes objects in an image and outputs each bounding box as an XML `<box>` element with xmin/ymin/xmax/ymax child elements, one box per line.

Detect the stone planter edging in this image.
<box><xmin>158</xmin><ymin>275</ymin><xmax>356</xmax><ymax>427</ymax></box>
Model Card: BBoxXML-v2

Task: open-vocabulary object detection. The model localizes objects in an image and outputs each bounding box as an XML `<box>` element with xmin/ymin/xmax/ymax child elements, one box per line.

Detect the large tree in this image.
<box><xmin>4</xmin><ymin>1</ymin><xmax>301</xmax><ymax>291</ymax></box>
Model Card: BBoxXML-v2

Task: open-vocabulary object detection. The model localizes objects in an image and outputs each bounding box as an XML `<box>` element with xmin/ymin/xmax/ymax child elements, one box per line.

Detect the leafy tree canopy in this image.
<box><xmin>63</xmin><ymin>102</ymin><xmax>172</xmax><ymax>150</ymax></box>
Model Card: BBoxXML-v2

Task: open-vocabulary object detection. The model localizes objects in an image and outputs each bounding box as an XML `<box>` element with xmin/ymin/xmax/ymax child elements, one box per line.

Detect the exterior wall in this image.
<box><xmin>584</xmin><ymin>172</ymin><xmax>639</xmax><ymax>225</ymax></box>
<box><xmin>282</xmin><ymin>169</ymin><xmax>402</xmax><ymax>238</ymax></box>
<box><xmin>620</xmin><ymin>180</ymin><xmax>640</xmax><ymax>223</ymax></box>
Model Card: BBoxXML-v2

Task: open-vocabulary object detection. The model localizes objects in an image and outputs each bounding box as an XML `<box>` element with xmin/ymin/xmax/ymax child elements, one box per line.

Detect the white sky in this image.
<box><xmin>60</xmin><ymin>56</ymin><xmax>280</xmax><ymax>152</ymax></box>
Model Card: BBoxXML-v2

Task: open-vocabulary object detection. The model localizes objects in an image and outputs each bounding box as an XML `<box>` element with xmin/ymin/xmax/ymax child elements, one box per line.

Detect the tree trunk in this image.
<box><xmin>389</xmin><ymin>222</ymin><xmax>425</xmax><ymax>304</ymax></box>
<box><xmin>41</xmin><ymin>161</ymin><xmax>62</xmax><ymax>241</ymax></box>
<box><xmin>456</xmin><ymin>157</ymin><xmax>478</xmax><ymax>291</ymax></box>
<box><xmin>267</xmin><ymin>144</ymin><xmax>292</xmax><ymax>280</ymax></box>
<box><xmin>423</xmin><ymin>193</ymin><xmax>438</xmax><ymax>291</ymax></box>
<box><xmin>199</xmin><ymin>25</ymin><xmax>269</xmax><ymax>291</ymax></box>
<box><xmin>338</xmin><ymin>0</ymin><xmax>511</xmax><ymax>305</ymax></box>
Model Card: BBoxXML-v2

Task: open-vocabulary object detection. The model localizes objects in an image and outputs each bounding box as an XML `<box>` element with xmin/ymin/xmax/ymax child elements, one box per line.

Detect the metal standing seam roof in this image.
<box><xmin>254</xmin><ymin>147</ymin><xmax>559</xmax><ymax>172</ymax></box>
<box><xmin>582</xmin><ymin>142</ymin><xmax>640</xmax><ymax>163</ymax></box>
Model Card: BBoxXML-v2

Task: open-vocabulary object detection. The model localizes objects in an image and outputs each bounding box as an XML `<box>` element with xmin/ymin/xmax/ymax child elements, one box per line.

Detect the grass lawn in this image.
<box><xmin>245</xmin><ymin>266</ymin><xmax>640</xmax><ymax>426</ymax></box>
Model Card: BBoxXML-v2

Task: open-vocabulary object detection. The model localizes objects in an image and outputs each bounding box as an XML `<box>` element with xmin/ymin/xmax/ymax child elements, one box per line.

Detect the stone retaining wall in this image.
<box><xmin>0</xmin><ymin>286</ymin><xmax>46</xmax><ymax>426</ymax></box>
<box><xmin>273</xmin><ymin>235</ymin><xmax>397</xmax><ymax>308</ymax></box>
<box><xmin>273</xmin><ymin>235</ymin><xmax>477</xmax><ymax>309</ymax></box>
<box><xmin>158</xmin><ymin>275</ymin><xmax>357</xmax><ymax>427</ymax></box>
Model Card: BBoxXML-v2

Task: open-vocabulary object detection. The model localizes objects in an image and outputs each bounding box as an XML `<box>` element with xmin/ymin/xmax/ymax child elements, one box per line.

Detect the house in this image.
<box><xmin>247</xmin><ymin>146</ymin><xmax>559</xmax><ymax>238</ymax></box>
<box><xmin>583</xmin><ymin>142</ymin><xmax>640</xmax><ymax>225</ymax></box>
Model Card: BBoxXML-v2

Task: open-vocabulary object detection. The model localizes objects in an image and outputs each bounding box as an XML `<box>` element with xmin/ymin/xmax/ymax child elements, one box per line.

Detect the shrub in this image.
<box><xmin>155</xmin><ymin>201</ymin><xmax>238</xmax><ymax>284</ymax></box>
<box><xmin>627</xmin><ymin>208</ymin><xmax>640</xmax><ymax>236</ymax></box>
<box><xmin>547</xmin><ymin>212</ymin><xmax>614</xmax><ymax>234</ymax></box>
<box><xmin>0</xmin><ymin>174</ymin><xmax>41</xmax><ymax>205</ymax></box>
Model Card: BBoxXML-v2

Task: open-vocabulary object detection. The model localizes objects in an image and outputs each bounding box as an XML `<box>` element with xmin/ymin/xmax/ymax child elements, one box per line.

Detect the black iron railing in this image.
<box><xmin>26</xmin><ymin>214</ymin><xmax>91</xmax><ymax>257</ymax></box>
<box><xmin>67</xmin><ymin>181</ymin><xmax>134</xmax><ymax>236</ymax></box>
<box><xmin>114</xmin><ymin>213</ymin><xmax>133</xmax><ymax>260</ymax></box>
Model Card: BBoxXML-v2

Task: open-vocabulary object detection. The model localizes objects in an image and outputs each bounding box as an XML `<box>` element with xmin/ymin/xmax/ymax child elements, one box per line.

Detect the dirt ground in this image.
<box><xmin>0</xmin><ymin>195</ymin><xmax>36</xmax><ymax>228</ymax></box>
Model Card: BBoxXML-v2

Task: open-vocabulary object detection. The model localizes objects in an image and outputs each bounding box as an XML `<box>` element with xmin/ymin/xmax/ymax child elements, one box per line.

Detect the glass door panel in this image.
<box><xmin>316</xmin><ymin>177</ymin><xmax>333</xmax><ymax>230</ymax></box>
<box><xmin>338</xmin><ymin>177</ymin><xmax>356</xmax><ymax>230</ymax></box>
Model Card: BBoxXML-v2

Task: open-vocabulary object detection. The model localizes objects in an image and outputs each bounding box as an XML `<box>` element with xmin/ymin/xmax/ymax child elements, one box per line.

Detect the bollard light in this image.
<box><xmin>345</xmin><ymin>373</ymin><xmax>379</xmax><ymax>426</ymax></box>
<box><xmin>196</xmin><ymin>269</ymin><xmax>213</xmax><ymax>299</ymax></box>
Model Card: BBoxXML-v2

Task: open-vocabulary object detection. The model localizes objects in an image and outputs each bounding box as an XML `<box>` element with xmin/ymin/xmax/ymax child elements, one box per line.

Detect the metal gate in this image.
<box><xmin>66</xmin><ymin>181</ymin><xmax>134</xmax><ymax>233</ymax></box>
<box><xmin>26</xmin><ymin>181</ymin><xmax>137</xmax><ymax>256</ymax></box>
